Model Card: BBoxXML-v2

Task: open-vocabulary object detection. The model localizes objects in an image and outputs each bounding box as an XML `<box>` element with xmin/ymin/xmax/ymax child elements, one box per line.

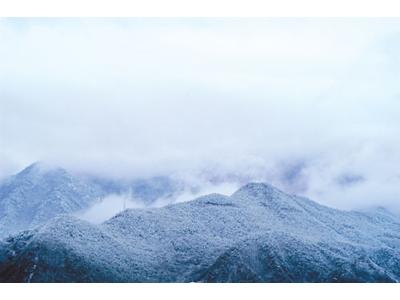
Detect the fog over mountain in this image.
<box><xmin>2</xmin><ymin>182</ymin><xmax>400</xmax><ymax>283</ymax></box>
<box><xmin>1</xmin><ymin>18</ymin><xmax>400</xmax><ymax>213</ymax></box>
<box><xmin>0</xmin><ymin>162</ymin><xmax>242</xmax><ymax>237</ymax></box>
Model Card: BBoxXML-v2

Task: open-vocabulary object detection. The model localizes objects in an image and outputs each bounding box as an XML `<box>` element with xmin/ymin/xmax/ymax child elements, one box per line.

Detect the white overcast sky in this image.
<box><xmin>1</xmin><ymin>18</ymin><xmax>400</xmax><ymax>210</ymax></box>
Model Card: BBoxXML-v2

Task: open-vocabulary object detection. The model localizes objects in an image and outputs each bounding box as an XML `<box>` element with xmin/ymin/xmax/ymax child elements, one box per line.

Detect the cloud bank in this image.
<box><xmin>1</xmin><ymin>18</ymin><xmax>400</xmax><ymax>211</ymax></box>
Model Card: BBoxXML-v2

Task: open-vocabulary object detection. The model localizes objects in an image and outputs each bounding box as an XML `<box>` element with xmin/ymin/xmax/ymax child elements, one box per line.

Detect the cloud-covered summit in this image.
<box><xmin>1</xmin><ymin>18</ymin><xmax>400</xmax><ymax>211</ymax></box>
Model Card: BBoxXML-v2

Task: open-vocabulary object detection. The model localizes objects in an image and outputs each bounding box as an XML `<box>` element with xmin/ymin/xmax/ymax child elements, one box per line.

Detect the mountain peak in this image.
<box><xmin>230</xmin><ymin>182</ymin><xmax>301</xmax><ymax>213</ymax></box>
<box><xmin>17</xmin><ymin>161</ymin><xmax>43</xmax><ymax>176</ymax></box>
<box><xmin>232</xmin><ymin>182</ymin><xmax>284</xmax><ymax>199</ymax></box>
<box><xmin>0</xmin><ymin>162</ymin><xmax>104</xmax><ymax>238</ymax></box>
<box><xmin>16</xmin><ymin>162</ymin><xmax>68</xmax><ymax>181</ymax></box>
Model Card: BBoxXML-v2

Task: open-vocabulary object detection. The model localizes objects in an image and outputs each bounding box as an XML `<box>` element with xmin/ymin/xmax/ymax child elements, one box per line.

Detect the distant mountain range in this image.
<box><xmin>1</xmin><ymin>181</ymin><xmax>400</xmax><ymax>282</ymax></box>
<box><xmin>0</xmin><ymin>163</ymin><xmax>183</xmax><ymax>239</ymax></box>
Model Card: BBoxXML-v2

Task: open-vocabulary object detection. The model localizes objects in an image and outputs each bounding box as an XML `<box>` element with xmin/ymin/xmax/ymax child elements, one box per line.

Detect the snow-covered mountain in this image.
<box><xmin>0</xmin><ymin>163</ymin><xmax>106</xmax><ymax>238</ymax></box>
<box><xmin>1</xmin><ymin>182</ymin><xmax>399</xmax><ymax>282</ymax></box>
<box><xmin>0</xmin><ymin>163</ymin><xmax>183</xmax><ymax>239</ymax></box>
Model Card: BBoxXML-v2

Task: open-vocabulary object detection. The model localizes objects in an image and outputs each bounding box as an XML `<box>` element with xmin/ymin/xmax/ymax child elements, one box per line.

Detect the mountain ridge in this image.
<box><xmin>0</xmin><ymin>163</ymin><xmax>185</xmax><ymax>239</ymax></box>
<box><xmin>1</xmin><ymin>182</ymin><xmax>400</xmax><ymax>282</ymax></box>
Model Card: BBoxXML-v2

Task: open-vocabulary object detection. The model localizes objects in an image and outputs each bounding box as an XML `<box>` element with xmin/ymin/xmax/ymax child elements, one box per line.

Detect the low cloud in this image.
<box><xmin>76</xmin><ymin>181</ymin><xmax>240</xmax><ymax>223</ymax></box>
<box><xmin>1</xmin><ymin>19</ymin><xmax>400</xmax><ymax>211</ymax></box>
<box><xmin>152</xmin><ymin>181</ymin><xmax>240</xmax><ymax>207</ymax></box>
<box><xmin>76</xmin><ymin>193</ymin><xmax>145</xmax><ymax>224</ymax></box>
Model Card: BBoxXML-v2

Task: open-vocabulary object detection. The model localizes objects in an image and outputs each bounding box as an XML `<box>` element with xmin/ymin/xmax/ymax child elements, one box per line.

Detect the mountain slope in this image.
<box><xmin>0</xmin><ymin>183</ymin><xmax>399</xmax><ymax>282</ymax></box>
<box><xmin>0</xmin><ymin>163</ymin><xmax>106</xmax><ymax>239</ymax></box>
<box><xmin>0</xmin><ymin>163</ymin><xmax>184</xmax><ymax>239</ymax></box>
